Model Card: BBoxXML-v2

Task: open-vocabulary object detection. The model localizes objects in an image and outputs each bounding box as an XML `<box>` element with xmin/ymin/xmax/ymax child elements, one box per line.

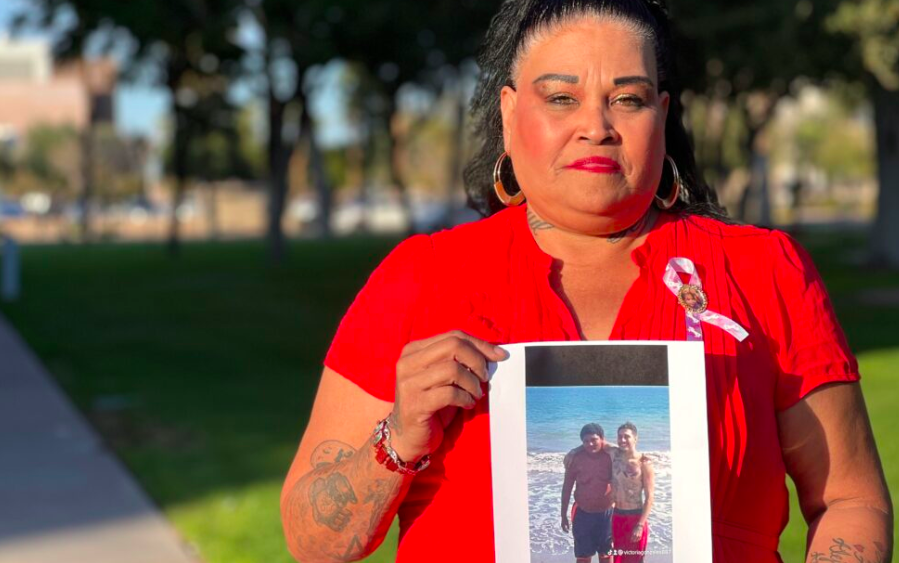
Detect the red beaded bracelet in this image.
<box><xmin>372</xmin><ymin>417</ymin><xmax>431</xmax><ymax>476</ymax></box>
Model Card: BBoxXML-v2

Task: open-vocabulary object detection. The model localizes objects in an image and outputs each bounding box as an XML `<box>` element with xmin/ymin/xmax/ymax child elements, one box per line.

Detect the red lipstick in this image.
<box><xmin>566</xmin><ymin>156</ymin><xmax>621</xmax><ymax>174</ymax></box>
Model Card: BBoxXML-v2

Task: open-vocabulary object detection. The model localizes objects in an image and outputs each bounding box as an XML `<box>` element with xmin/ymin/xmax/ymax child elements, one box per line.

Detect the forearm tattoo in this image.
<box><xmin>364</xmin><ymin>477</ymin><xmax>397</xmax><ymax>537</ymax></box>
<box><xmin>311</xmin><ymin>440</ymin><xmax>356</xmax><ymax>468</ymax></box>
<box><xmin>309</xmin><ymin>472</ymin><xmax>358</xmax><ymax>531</ymax></box>
<box><xmin>808</xmin><ymin>538</ymin><xmax>888</xmax><ymax>562</ymax></box>
<box><xmin>284</xmin><ymin>436</ymin><xmax>405</xmax><ymax>562</ymax></box>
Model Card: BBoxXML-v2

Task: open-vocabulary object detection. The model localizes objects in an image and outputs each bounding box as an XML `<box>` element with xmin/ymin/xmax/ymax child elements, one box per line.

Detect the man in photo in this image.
<box><xmin>611</xmin><ymin>422</ymin><xmax>655</xmax><ymax>563</ymax></box>
<box><xmin>561</xmin><ymin>423</ymin><xmax>614</xmax><ymax>562</ymax></box>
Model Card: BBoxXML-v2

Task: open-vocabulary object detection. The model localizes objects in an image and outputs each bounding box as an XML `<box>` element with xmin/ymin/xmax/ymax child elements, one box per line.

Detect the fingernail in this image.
<box><xmin>493</xmin><ymin>345</ymin><xmax>508</xmax><ymax>359</ymax></box>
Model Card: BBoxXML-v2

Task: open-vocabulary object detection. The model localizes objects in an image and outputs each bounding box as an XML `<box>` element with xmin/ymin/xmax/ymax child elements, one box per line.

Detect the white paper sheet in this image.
<box><xmin>489</xmin><ymin>341</ymin><xmax>711</xmax><ymax>563</ymax></box>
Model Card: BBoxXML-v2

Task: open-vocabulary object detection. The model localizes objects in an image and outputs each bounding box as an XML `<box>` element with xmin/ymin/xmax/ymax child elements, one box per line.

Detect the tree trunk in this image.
<box><xmin>737</xmin><ymin>125</ymin><xmax>773</xmax><ymax>226</ymax></box>
<box><xmin>167</xmin><ymin>102</ymin><xmax>189</xmax><ymax>256</ymax></box>
<box><xmin>694</xmin><ymin>96</ymin><xmax>727</xmax><ymax>191</ymax></box>
<box><xmin>442</xmin><ymin>86</ymin><xmax>467</xmax><ymax>229</ymax></box>
<box><xmin>79</xmin><ymin>126</ymin><xmax>94</xmax><ymax>242</ymax></box>
<box><xmin>266</xmin><ymin>90</ymin><xmax>290</xmax><ymax>263</ymax></box>
<box><xmin>206</xmin><ymin>181</ymin><xmax>219</xmax><ymax>241</ymax></box>
<box><xmin>786</xmin><ymin>176</ymin><xmax>805</xmax><ymax>237</ymax></box>
<box><xmin>870</xmin><ymin>82</ymin><xmax>899</xmax><ymax>267</ymax></box>
<box><xmin>79</xmin><ymin>60</ymin><xmax>94</xmax><ymax>243</ymax></box>
<box><xmin>299</xmin><ymin>93</ymin><xmax>332</xmax><ymax>238</ymax></box>
<box><xmin>346</xmin><ymin>144</ymin><xmax>368</xmax><ymax>234</ymax></box>
<box><xmin>384</xmin><ymin>94</ymin><xmax>414</xmax><ymax>234</ymax></box>
<box><xmin>707</xmin><ymin>99</ymin><xmax>731</xmax><ymax>210</ymax></box>
<box><xmin>736</xmin><ymin>96</ymin><xmax>776</xmax><ymax>226</ymax></box>
<box><xmin>164</xmin><ymin>58</ymin><xmax>190</xmax><ymax>257</ymax></box>
<box><xmin>359</xmin><ymin>126</ymin><xmax>377</xmax><ymax>233</ymax></box>
<box><xmin>750</xmin><ymin>150</ymin><xmax>772</xmax><ymax>227</ymax></box>
<box><xmin>735</xmin><ymin>124</ymin><xmax>760</xmax><ymax>223</ymax></box>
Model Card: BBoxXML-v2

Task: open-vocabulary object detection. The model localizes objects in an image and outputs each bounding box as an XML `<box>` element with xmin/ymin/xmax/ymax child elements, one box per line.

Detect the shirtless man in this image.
<box><xmin>610</xmin><ymin>423</ymin><xmax>654</xmax><ymax>563</ymax></box>
<box><xmin>562</xmin><ymin>423</ymin><xmax>614</xmax><ymax>563</ymax></box>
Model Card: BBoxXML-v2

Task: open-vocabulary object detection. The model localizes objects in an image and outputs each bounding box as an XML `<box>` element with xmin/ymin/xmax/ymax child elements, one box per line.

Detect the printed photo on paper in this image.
<box><xmin>489</xmin><ymin>341</ymin><xmax>711</xmax><ymax>563</ymax></box>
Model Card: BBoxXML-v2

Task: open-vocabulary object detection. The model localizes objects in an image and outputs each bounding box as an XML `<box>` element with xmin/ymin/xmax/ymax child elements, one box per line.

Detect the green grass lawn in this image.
<box><xmin>1</xmin><ymin>231</ymin><xmax>897</xmax><ymax>562</ymax></box>
<box><xmin>0</xmin><ymin>237</ymin><xmax>402</xmax><ymax>563</ymax></box>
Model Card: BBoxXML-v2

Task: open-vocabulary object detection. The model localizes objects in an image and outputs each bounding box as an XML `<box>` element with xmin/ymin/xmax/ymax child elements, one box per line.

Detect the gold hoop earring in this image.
<box><xmin>654</xmin><ymin>155</ymin><xmax>682</xmax><ymax>211</ymax></box>
<box><xmin>493</xmin><ymin>152</ymin><xmax>525</xmax><ymax>206</ymax></box>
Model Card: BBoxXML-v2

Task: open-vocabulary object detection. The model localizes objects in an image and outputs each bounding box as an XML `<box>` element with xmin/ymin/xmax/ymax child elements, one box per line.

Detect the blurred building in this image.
<box><xmin>0</xmin><ymin>37</ymin><xmax>116</xmax><ymax>144</ymax></box>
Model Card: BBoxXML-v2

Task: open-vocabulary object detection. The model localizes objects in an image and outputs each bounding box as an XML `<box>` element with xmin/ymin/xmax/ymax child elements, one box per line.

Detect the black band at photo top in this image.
<box><xmin>525</xmin><ymin>345</ymin><xmax>669</xmax><ymax>387</ymax></box>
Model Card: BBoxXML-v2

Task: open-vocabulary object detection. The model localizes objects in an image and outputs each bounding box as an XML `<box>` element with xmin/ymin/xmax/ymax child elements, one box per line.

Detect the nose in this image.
<box><xmin>577</xmin><ymin>103</ymin><xmax>620</xmax><ymax>145</ymax></box>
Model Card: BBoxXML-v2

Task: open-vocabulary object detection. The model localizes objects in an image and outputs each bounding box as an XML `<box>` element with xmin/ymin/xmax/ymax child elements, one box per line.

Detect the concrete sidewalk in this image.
<box><xmin>0</xmin><ymin>314</ymin><xmax>199</xmax><ymax>563</ymax></box>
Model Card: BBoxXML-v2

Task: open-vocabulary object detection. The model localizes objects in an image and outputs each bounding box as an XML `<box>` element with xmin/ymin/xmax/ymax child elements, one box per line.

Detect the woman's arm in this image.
<box><xmin>777</xmin><ymin>382</ymin><xmax>893</xmax><ymax>563</ymax></box>
<box><xmin>281</xmin><ymin>367</ymin><xmax>405</xmax><ymax>562</ymax></box>
<box><xmin>281</xmin><ymin>332</ymin><xmax>502</xmax><ymax>562</ymax></box>
<box><xmin>634</xmin><ymin>459</ymin><xmax>655</xmax><ymax>541</ymax></box>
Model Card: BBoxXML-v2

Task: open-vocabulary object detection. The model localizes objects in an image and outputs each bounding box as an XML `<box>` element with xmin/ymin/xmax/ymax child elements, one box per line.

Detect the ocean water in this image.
<box><xmin>526</xmin><ymin>386</ymin><xmax>673</xmax><ymax>563</ymax></box>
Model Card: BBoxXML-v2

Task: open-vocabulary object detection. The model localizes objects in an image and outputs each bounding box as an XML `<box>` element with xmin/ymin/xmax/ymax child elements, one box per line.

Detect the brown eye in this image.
<box><xmin>612</xmin><ymin>94</ymin><xmax>646</xmax><ymax>108</ymax></box>
<box><xmin>548</xmin><ymin>94</ymin><xmax>578</xmax><ymax>106</ymax></box>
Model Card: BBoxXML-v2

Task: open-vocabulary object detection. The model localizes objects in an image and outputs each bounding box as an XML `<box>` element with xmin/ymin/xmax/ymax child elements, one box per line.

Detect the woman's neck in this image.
<box><xmin>526</xmin><ymin>205</ymin><xmax>658</xmax><ymax>268</ymax></box>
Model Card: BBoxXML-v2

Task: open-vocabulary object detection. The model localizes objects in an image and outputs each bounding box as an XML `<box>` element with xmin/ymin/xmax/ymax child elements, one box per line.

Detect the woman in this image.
<box><xmin>611</xmin><ymin>423</ymin><xmax>654</xmax><ymax>563</ymax></box>
<box><xmin>281</xmin><ymin>1</ymin><xmax>892</xmax><ymax>562</ymax></box>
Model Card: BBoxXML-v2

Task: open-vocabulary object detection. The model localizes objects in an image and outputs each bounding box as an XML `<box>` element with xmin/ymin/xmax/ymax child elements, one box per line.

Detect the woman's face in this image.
<box><xmin>500</xmin><ymin>17</ymin><xmax>670</xmax><ymax>235</ymax></box>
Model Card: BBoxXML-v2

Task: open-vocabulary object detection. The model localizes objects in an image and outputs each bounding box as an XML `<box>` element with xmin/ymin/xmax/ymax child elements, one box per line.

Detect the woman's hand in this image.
<box><xmin>389</xmin><ymin>331</ymin><xmax>507</xmax><ymax>463</ymax></box>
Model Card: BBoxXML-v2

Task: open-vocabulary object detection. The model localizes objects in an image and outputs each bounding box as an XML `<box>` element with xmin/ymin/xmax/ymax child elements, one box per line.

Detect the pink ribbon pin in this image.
<box><xmin>663</xmin><ymin>257</ymin><xmax>748</xmax><ymax>342</ymax></box>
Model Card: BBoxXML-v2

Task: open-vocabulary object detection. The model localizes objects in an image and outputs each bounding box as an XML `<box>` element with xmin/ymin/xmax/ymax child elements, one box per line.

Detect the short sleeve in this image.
<box><xmin>324</xmin><ymin>234</ymin><xmax>434</xmax><ymax>402</ymax></box>
<box><xmin>767</xmin><ymin>232</ymin><xmax>860</xmax><ymax>411</ymax></box>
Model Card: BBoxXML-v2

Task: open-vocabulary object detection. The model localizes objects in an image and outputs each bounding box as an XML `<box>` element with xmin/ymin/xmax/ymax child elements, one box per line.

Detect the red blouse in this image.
<box><xmin>324</xmin><ymin>204</ymin><xmax>859</xmax><ymax>563</ymax></box>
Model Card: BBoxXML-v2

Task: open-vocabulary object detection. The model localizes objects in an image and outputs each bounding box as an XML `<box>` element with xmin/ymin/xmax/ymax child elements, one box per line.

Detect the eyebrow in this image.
<box><xmin>532</xmin><ymin>73</ymin><xmax>579</xmax><ymax>84</ymax></box>
<box><xmin>613</xmin><ymin>76</ymin><xmax>655</xmax><ymax>87</ymax></box>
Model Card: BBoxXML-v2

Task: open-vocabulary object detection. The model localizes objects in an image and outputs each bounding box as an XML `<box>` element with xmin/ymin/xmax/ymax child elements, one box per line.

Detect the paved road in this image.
<box><xmin>0</xmin><ymin>314</ymin><xmax>199</xmax><ymax>563</ymax></box>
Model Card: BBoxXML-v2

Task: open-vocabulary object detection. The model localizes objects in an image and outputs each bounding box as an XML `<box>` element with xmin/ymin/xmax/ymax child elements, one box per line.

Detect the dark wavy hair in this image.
<box><xmin>463</xmin><ymin>0</ymin><xmax>727</xmax><ymax>219</ymax></box>
<box><xmin>618</xmin><ymin>421</ymin><xmax>638</xmax><ymax>436</ymax></box>
<box><xmin>581</xmin><ymin>422</ymin><xmax>605</xmax><ymax>440</ymax></box>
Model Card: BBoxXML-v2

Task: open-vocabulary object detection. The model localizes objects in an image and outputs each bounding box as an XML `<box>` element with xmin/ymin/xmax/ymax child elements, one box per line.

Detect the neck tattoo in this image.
<box><xmin>526</xmin><ymin>206</ymin><xmax>654</xmax><ymax>243</ymax></box>
<box><xmin>606</xmin><ymin>209</ymin><xmax>652</xmax><ymax>244</ymax></box>
<box><xmin>527</xmin><ymin>207</ymin><xmax>555</xmax><ymax>234</ymax></box>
